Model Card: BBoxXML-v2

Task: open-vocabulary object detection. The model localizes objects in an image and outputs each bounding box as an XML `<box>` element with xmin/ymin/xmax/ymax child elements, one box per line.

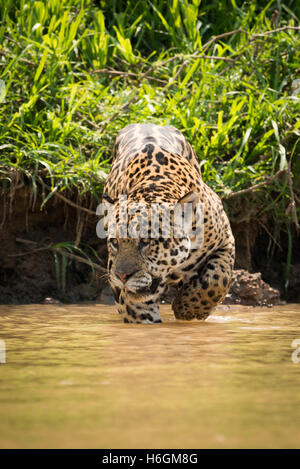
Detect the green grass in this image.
<box><xmin>0</xmin><ymin>0</ymin><xmax>299</xmax><ymax>232</ymax></box>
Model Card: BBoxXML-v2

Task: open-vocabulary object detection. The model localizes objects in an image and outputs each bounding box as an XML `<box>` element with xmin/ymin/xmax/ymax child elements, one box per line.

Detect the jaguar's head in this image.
<box><xmin>105</xmin><ymin>191</ymin><xmax>203</xmax><ymax>299</ymax></box>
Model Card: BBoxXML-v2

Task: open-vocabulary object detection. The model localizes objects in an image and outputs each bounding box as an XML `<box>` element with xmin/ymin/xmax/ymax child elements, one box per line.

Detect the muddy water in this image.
<box><xmin>0</xmin><ymin>303</ymin><xmax>300</xmax><ymax>448</ymax></box>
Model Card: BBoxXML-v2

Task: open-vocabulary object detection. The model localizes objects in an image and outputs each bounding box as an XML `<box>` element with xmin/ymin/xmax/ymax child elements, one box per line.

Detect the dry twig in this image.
<box><xmin>225</xmin><ymin>169</ymin><xmax>285</xmax><ymax>199</ymax></box>
<box><xmin>92</xmin><ymin>68</ymin><xmax>167</xmax><ymax>85</ymax></box>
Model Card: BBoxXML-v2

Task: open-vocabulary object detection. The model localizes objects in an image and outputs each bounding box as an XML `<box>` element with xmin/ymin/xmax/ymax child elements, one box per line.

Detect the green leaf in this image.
<box><xmin>34</xmin><ymin>48</ymin><xmax>48</xmax><ymax>83</ymax></box>
<box><xmin>0</xmin><ymin>79</ymin><xmax>6</xmax><ymax>103</ymax></box>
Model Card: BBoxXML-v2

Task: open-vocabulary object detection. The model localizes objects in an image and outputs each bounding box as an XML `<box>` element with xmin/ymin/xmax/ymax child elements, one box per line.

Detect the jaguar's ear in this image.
<box><xmin>102</xmin><ymin>193</ymin><xmax>116</xmax><ymax>205</ymax></box>
<box><xmin>174</xmin><ymin>191</ymin><xmax>201</xmax><ymax>239</ymax></box>
<box><xmin>177</xmin><ymin>191</ymin><xmax>199</xmax><ymax>207</ymax></box>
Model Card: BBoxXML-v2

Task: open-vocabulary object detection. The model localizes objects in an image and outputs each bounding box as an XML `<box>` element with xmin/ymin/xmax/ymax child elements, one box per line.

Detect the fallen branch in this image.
<box><xmin>92</xmin><ymin>68</ymin><xmax>167</xmax><ymax>85</ymax></box>
<box><xmin>190</xmin><ymin>54</ymin><xmax>235</xmax><ymax>62</ymax></box>
<box><xmin>225</xmin><ymin>169</ymin><xmax>285</xmax><ymax>199</ymax></box>
<box><xmin>250</xmin><ymin>25</ymin><xmax>300</xmax><ymax>39</ymax></box>
<box><xmin>202</xmin><ymin>25</ymin><xmax>300</xmax><ymax>52</ymax></box>
<box><xmin>62</xmin><ymin>251</ymin><xmax>107</xmax><ymax>274</ymax></box>
<box><xmin>202</xmin><ymin>28</ymin><xmax>245</xmax><ymax>51</ymax></box>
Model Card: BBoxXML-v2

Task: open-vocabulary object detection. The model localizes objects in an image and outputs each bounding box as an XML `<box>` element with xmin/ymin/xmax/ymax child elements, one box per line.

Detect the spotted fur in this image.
<box><xmin>103</xmin><ymin>124</ymin><xmax>235</xmax><ymax>324</ymax></box>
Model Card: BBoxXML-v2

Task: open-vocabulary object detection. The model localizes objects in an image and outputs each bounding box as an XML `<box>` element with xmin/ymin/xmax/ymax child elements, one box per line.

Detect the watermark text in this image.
<box><xmin>0</xmin><ymin>339</ymin><xmax>6</xmax><ymax>364</ymax></box>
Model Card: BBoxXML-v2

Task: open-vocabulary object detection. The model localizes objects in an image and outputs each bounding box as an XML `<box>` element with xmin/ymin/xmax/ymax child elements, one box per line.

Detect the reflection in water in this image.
<box><xmin>0</xmin><ymin>303</ymin><xmax>300</xmax><ymax>448</ymax></box>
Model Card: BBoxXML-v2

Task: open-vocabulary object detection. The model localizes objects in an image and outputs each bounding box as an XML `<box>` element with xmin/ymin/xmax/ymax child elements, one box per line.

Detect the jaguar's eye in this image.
<box><xmin>110</xmin><ymin>238</ymin><xmax>119</xmax><ymax>250</ymax></box>
<box><xmin>138</xmin><ymin>239</ymin><xmax>150</xmax><ymax>251</ymax></box>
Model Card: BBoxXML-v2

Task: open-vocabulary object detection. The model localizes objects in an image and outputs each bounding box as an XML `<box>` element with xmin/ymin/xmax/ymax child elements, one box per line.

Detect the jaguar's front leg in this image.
<box><xmin>111</xmin><ymin>286</ymin><xmax>162</xmax><ymax>323</ymax></box>
<box><xmin>172</xmin><ymin>246</ymin><xmax>234</xmax><ymax>321</ymax></box>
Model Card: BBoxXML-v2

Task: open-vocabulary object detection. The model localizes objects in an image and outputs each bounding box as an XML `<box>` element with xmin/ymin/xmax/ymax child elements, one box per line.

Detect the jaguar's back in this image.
<box><xmin>112</xmin><ymin>123</ymin><xmax>199</xmax><ymax>169</ymax></box>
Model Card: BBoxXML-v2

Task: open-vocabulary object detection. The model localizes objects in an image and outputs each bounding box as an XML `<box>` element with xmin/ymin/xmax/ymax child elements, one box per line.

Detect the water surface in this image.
<box><xmin>0</xmin><ymin>303</ymin><xmax>300</xmax><ymax>448</ymax></box>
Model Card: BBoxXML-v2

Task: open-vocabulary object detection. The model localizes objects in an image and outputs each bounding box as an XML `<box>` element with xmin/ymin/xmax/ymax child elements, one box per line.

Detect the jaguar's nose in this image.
<box><xmin>116</xmin><ymin>271</ymin><xmax>137</xmax><ymax>284</ymax></box>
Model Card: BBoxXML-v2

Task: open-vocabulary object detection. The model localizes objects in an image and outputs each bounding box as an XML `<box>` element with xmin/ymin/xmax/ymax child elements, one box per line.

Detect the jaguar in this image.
<box><xmin>102</xmin><ymin>123</ymin><xmax>235</xmax><ymax>323</ymax></box>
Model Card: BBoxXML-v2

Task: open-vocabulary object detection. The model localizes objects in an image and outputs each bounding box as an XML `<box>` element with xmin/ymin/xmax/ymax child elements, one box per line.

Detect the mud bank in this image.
<box><xmin>0</xmin><ymin>185</ymin><xmax>299</xmax><ymax>305</ymax></box>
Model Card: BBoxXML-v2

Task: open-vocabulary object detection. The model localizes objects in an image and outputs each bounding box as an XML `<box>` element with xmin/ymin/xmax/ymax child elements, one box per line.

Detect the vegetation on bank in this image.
<box><xmin>0</xmin><ymin>0</ymin><xmax>299</xmax><ymax>288</ymax></box>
